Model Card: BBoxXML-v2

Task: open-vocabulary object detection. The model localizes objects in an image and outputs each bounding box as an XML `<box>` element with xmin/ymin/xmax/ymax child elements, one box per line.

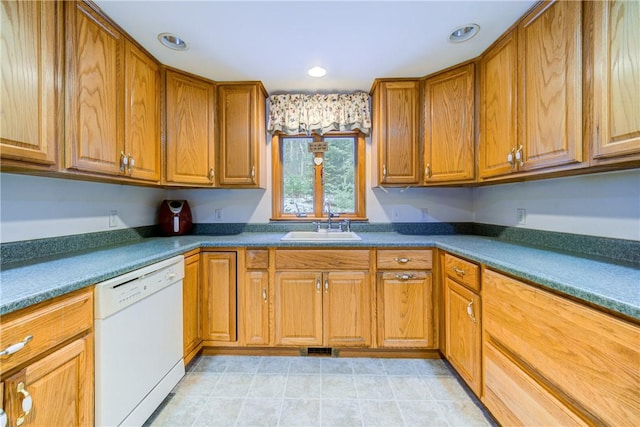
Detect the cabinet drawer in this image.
<box><xmin>275</xmin><ymin>249</ymin><xmax>370</xmax><ymax>270</ymax></box>
<box><xmin>377</xmin><ymin>249</ymin><xmax>432</xmax><ymax>270</ymax></box>
<box><xmin>246</xmin><ymin>249</ymin><xmax>268</xmax><ymax>270</ymax></box>
<box><xmin>483</xmin><ymin>341</ymin><xmax>586</xmax><ymax>426</ymax></box>
<box><xmin>444</xmin><ymin>253</ymin><xmax>479</xmax><ymax>291</ymax></box>
<box><xmin>0</xmin><ymin>288</ymin><xmax>93</xmax><ymax>374</ymax></box>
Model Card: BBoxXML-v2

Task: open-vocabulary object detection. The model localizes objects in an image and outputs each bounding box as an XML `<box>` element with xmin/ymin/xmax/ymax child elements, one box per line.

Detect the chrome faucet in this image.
<box><xmin>324</xmin><ymin>200</ymin><xmax>334</xmax><ymax>230</ymax></box>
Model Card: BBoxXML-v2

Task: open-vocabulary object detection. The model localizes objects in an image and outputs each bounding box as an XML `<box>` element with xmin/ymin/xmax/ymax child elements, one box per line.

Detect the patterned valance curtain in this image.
<box><xmin>267</xmin><ymin>92</ymin><xmax>372</xmax><ymax>136</ymax></box>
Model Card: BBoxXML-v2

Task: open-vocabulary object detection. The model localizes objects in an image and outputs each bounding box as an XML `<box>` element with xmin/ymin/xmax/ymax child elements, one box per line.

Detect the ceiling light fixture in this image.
<box><xmin>308</xmin><ymin>66</ymin><xmax>327</xmax><ymax>78</ymax></box>
<box><xmin>158</xmin><ymin>33</ymin><xmax>188</xmax><ymax>50</ymax></box>
<box><xmin>449</xmin><ymin>24</ymin><xmax>480</xmax><ymax>43</ymax></box>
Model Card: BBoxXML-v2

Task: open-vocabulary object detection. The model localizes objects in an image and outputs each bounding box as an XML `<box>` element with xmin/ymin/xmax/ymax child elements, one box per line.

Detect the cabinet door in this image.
<box><xmin>423</xmin><ymin>63</ymin><xmax>475</xmax><ymax>183</ymax></box>
<box><xmin>200</xmin><ymin>252</ymin><xmax>237</xmax><ymax>342</ymax></box>
<box><xmin>183</xmin><ymin>254</ymin><xmax>201</xmax><ymax>363</ymax></box>
<box><xmin>165</xmin><ymin>70</ymin><xmax>216</xmax><ymax>185</ymax></box>
<box><xmin>377</xmin><ymin>271</ymin><xmax>434</xmax><ymax>348</ymax></box>
<box><xmin>373</xmin><ymin>80</ymin><xmax>420</xmax><ymax>185</ymax></box>
<box><xmin>244</xmin><ymin>271</ymin><xmax>270</xmax><ymax>346</ymax></box>
<box><xmin>324</xmin><ymin>271</ymin><xmax>371</xmax><ymax>347</ymax></box>
<box><xmin>590</xmin><ymin>0</ymin><xmax>640</xmax><ymax>163</ymax></box>
<box><xmin>124</xmin><ymin>40</ymin><xmax>160</xmax><ymax>181</ymax></box>
<box><xmin>65</xmin><ymin>1</ymin><xmax>125</xmax><ymax>175</ymax></box>
<box><xmin>444</xmin><ymin>278</ymin><xmax>481</xmax><ymax>396</ymax></box>
<box><xmin>518</xmin><ymin>0</ymin><xmax>583</xmax><ymax>171</ymax></box>
<box><xmin>479</xmin><ymin>30</ymin><xmax>518</xmax><ymax>179</ymax></box>
<box><xmin>3</xmin><ymin>335</ymin><xmax>93</xmax><ymax>427</ymax></box>
<box><xmin>217</xmin><ymin>83</ymin><xmax>265</xmax><ymax>187</ymax></box>
<box><xmin>0</xmin><ymin>0</ymin><xmax>60</xmax><ymax>169</ymax></box>
<box><xmin>274</xmin><ymin>271</ymin><xmax>323</xmax><ymax>346</ymax></box>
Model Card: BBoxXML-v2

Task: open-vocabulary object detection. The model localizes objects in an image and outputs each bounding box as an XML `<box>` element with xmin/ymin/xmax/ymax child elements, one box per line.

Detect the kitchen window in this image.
<box><xmin>271</xmin><ymin>133</ymin><xmax>366</xmax><ymax>220</ymax></box>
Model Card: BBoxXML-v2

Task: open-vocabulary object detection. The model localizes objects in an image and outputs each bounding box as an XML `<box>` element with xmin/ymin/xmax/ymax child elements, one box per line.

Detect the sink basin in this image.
<box><xmin>280</xmin><ymin>231</ymin><xmax>362</xmax><ymax>241</ymax></box>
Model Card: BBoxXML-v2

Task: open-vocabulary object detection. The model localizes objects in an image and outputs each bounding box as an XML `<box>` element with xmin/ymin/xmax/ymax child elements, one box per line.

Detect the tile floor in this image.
<box><xmin>145</xmin><ymin>355</ymin><xmax>496</xmax><ymax>427</ymax></box>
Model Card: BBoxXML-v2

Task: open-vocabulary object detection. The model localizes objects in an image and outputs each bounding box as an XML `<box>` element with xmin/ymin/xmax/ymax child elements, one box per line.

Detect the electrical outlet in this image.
<box><xmin>391</xmin><ymin>208</ymin><xmax>400</xmax><ymax>221</ymax></box>
<box><xmin>109</xmin><ymin>210</ymin><xmax>118</xmax><ymax>228</ymax></box>
<box><xmin>517</xmin><ymin>208</ymin><xmax>526</xmax><ymax>225</ymax></box>
<box><xmin>420</xmin><ymin>208</ymin><xmax>429</xmax><ymax>222</ymax></box>
<box><xmin>214</xmin><ymin>208</ymin><xmax>224</xmax><ymax>221</ymax></box>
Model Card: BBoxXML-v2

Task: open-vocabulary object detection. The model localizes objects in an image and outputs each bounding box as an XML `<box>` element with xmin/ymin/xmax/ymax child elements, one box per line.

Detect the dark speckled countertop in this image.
<box><xmin>1</xmin><ymin>232</ymin><xmax>638</xmax><ymax>320</ymax></box>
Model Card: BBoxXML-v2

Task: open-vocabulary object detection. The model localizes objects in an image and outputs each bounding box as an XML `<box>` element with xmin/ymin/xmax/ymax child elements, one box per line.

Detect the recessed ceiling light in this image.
<box><xmin>449</xmin><ymin>24</ymin><xmax>480</xmax><ymax>43</ymax></box>
<box><xmin>158</xmin><ymin>33</ymin><xmax>188</xmax><ymax>50</ymax></box>
<box><xmin>308</xmin><ymin>66</ymin><xmax>327</xmax><ymax>78</ymax></box>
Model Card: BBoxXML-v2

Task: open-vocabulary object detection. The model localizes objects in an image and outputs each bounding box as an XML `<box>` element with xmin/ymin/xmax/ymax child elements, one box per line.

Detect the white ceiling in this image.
<box><xmin>95</xmin><ymin>0</ymin><xmax>536</xmax><ymax>94</ymax></box>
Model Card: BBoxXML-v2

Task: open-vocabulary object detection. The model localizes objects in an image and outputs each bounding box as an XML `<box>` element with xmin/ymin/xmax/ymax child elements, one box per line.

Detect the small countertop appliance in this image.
<box><xmin>159</xmin><ymin>200</ymin><xmax>192</xmax><ymax>236</ymax></box>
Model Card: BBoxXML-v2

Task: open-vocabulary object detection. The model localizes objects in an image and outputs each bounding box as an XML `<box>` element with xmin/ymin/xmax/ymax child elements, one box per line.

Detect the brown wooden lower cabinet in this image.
<box><xmin>243</xmin><ymin>270</ymin><xmax>270</xmax><ymax>346</ymax></box>
<box><xmin>0</xmin><ymin>288</ymin><xmax>94</xmax><ymax>427</ymax></box>
<box><xmin>200</xmin><ymin>251</ymin><xmax>237</xmax><ymax>343</ymax></box>
<box><xmin>482</xmin><ymin>268</ymin><xmax>640</xmax><ymax>426</ymax></box>
<box><xmin>183</xmin><ymin>253</ymin><xmax>201</xmax><ymax>364</ymax></box>
<box><xmin>274</xmin><ymin>270</ymin><xmax>371</xmax><ymax>347</ymax></box>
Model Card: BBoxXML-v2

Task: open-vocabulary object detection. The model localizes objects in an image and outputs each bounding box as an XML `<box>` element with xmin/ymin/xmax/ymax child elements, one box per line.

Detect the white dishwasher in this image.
<box><xmin>94</xmin><ymin>255</ymin><xmax>185</xmax><ymax>427</ymax></box>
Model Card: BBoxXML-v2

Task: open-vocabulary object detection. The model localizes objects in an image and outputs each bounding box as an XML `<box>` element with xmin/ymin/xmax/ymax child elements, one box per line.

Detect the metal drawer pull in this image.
<box><xmin>0</xmin><ymin>335</ymin><xmax>33</xmax><ymax>356</ymax></box>
<box><xmin>324</xmin><ymin>279</ymin><xmax>329</xmax><ymax>293</ymax></box>
<box><xmin>262</xmin><ymin>288</ymin><xmax>267</xmax><ymax>303</ymax></box>
<box><xmin>452</xmin><ymin>266</ymin><xmax>466</xmax><ymax>277</ymax></box>
<box><xmin>394</xmin><ymin>257</ymin><xmax>411</xmax><ymax>264</ymax></box>
<box><xmin>316</xmin><ymin>278</ymin><xmax>321</xmax><ymax>293</ymax></box>
<box><xmin>467</xmin><ymin>301</ymin><xmax>477</xmax><ymax>323</ymax></box>
<box><xmin>395</xmin><ymin>273</ymin><xmax>415</xmax><ymax>280</ymax></box>
<box><xmin>208</xmin><ymin>168</ymin><xmax>215</xmax><ymax>183</ymax></box>
<box><xmin>16</xmin><ymin>382</ymin><xmax>32</xmax><ymax>426</ymax></box>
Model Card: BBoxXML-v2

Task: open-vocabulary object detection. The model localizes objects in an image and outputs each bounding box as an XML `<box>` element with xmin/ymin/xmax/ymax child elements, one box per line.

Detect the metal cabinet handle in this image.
<box><xmin>208</xmin><ymin>168</ymin><xmax>215</xmax><ymax>184</ymax></box>
<box><xmin>452</xmin><ymin>266</ymin><xmax>466</xmax><ymax>277</ymax></box>
<box><xmin>316</xmin><ymin>278</ymin><xmax>321</xmax><ymax>293</ymax></box>
<box><xmin>515</xmin><ymin>145</ymin><xmax>524</xmax><ymax>167</ymax></box>
<box><xmin>324</xmin><ymin>278</ymin><xmax>329</xmax><ymax>293</ymax></box>
<box><xmin>128</xmin><ymin>154</ymin><xmax>134</xmax><ymax>175</ymax></box>
<box><xmin>507</xmin><ymin>148</ymin><xmax>516</xmax><ymax>168</ymax></box>
<box><xmin>251</xmin><ymin>165</ymin><xmax>255</xmax><ymax>179</ymax></box>
<box><xmin>395</xmin><ymin>273</ymin><xmax>415</xmax><ymax>280</ymax></box>
<box><xmin>394</xmin><ymin>257</ymin><xmax>411</xmax><ymax>264</ymax></box>
<box><xmin>467</xmin><ymin>301</ymin><xmax>477</xmax><ymax>323</ymax></box>
<box><xmin>16</xmin><ymin>382</ymin><xmax>32</xmax><ymax>426</ymax></box>
<box><xmin>262</xmin><ymin>288</ymin><xmax>267</xmax><ymax>303</ymax></box>
<box><xmin>120</xmin><ymin>151</ymin><xmax>128</xmax><ymax>172</ymax></box>
<box><xmin>425</xmin><ymin>164</ymin><xmax>431</xmax><ymax>180</ymax></box>
<box><xmin>0</xmin><ymin>335</ymin><xmax>33</xmax><ymax>357</ymax></box>
<box><xmin>382</xmin><ymin>164</ymin><xmax>387</xmax><ymax>181</ymax></box>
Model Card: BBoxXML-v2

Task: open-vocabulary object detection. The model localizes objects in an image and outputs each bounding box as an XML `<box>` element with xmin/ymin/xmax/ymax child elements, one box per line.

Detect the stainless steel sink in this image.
<box><xmin>280</xmin><ymin>231</ymin><xmax>362</xmax><ymax>241</ymax></box>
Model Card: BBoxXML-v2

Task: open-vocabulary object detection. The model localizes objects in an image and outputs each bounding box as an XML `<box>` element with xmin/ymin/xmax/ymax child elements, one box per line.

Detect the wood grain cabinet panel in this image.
<box><xmin>323</xmin><ymin>271</ymin><xmax>371</xmax><ymax>348</ymax></box>
<box><xmin>423</xmin><ymin>63</ymin><xmax>475</xmax><ymax>183</ymax></box>
<box><xmin>200</xmin><ymin>252</ymin><xmax>237</xmax><ymax>342</ymax></box>
<box><xmin>517</xmin><ymin>0</ymin><xmax>583</xmax><ymax>172</ymax></box>
<box><xmin>165</xmin><ymin>70</ymin><xmax>216</xmax><ymax>186</ymax></box>
<box><xmin>479</xmin><ymin>30</ymin><xmax>518</xmax><ymax>179</ymax></box>
<box><xmin>371</xmin><ymin>80</ymin><xmax>421</xmax><ymax>185</ymax></box>
<box><xmin>243</xmin><ymin>271</ymin><xmax>270</xmax><ymax>346</ymax></box>
<box><xmin>124</xmin><ymin>40</ymin><xmax>160</xmax><ymax>181</ymax></box>
<box><xmin>590</xmin><ymin>0</ymin><xmax>640</xmax><ymax>164</ymax></box>
<box><xmin>217</xmin><ymin>82</ymin><xmax>267</xmax><ymax>187</ymax></box>
<box><xmin>377</xmin><ymin>271</ymin><xmax>434</xmax><ymax>348</ymax></box>
<box><xmin>183</xmin><ymin>253</ymin><xmax>201</xmax><ymax>364</ymax></box>
<box><xmin>0</xmin><ymin>0</ymin><xmax>60</xmax><ymax>169</ymax></box>
<box><xmin>483</xmin><ymin>268</ymin><xmax>640</xmax><ymax>426</ymax></box>
<box><xmin>274</xmin><ymin>271</ymin><xmax>324</xmax><ymax>346</ymax></box>
<box><xmin>65</xmin><ymin>1</ymin><xmax>125</xmax><ymax>176</ymax></box>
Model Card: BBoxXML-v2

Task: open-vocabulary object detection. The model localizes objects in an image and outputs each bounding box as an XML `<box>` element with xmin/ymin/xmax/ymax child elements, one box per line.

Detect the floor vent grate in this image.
<box><xmin>302</xmin><ymin>347</ymin><xmax>338</xmax><ymax>357</ymax></box>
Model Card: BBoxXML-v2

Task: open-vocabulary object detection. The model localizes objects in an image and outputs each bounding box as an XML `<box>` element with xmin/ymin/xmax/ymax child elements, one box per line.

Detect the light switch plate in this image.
<box><xmin>517</xmin><ymin>208</ymin><xmax>526</xmax><ymax>225</ymax></box>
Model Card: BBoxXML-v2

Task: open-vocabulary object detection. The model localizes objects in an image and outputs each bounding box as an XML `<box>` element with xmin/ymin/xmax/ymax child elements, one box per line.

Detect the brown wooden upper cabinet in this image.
<box><xmin>65</xmin><ymin>1</ymin><xmax>160</xmax><ymax>182</ymax></box>
<box><xmin>371</xmin><ymin>80</ymin><xmax>421</xmax><ymax>186</ymax></box>
<box><xmin>0</xmin><ymin>0</ymin><xmax>61</xmax><ymax>171</ymax></box>
<box><xmin>164</xmin><ymin>69</ymin><xmax>216</xmax><ymax>186</ymax></box>
<box><xmin>589</xmin><ymin>0</ymin><xmax>640</xmax><ymax>165</ymax></box>
<box><xmin>423</xmin><ymin>63</ymin><xmax>475</xmax><ymax>184</ymax></box>
<box><xmin>216</xmin><ymin>82</ymin><xmax>267</xmax><ymax>188</ymax></box>
<box><xmin>480</xmin><ymin>0</ymin><xmax>584</xmax><ymax>180</ymax></box>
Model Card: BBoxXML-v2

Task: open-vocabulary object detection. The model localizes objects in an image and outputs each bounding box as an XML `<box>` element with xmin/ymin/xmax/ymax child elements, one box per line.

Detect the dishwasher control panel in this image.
<box><xmin>94</xmin><ymin>255</ymin><xmax>184</xmax><ymax>319</ymax></box>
